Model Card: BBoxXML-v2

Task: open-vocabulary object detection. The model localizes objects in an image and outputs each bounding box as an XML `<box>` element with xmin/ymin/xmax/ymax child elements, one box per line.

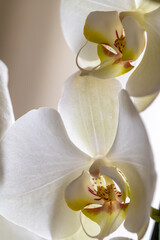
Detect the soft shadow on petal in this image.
<box><xmin>127</xmin><ymin>7</ymin><xmax>160</xmax><ymax>97</ymax></box>
<box><xmin>137</xmin><ymin>219</ymin><xmax>149</xmax><ymax>240</ymax></box>
<box><xmin>133</xmin><ymin>91</ymin><xmax>159</xmax><ymax>112</ymax></box>
<box><xmin>60</xmin><ymin>0</ymin><xmax>136</xmax><ymax>55</ymax></box>
<box><xmin>63</xmin><ymin>225</ymin><xmax>96</xmax><ymax>240</ymax></box>
<box><xmin>0</xmin><ymin>61</ymin><xmax>15</xmax><ymax>140</ymax></box>
<box><xmin>0</xmin><ymin>215</ymin><xmax>40</xmax><ymax>240</ymax></box>
<box><xmin>58</xmin><ymin>72</ymin><xmax>122</xmax><ymax>158</ymax></box>
<box><xmin>107</xmin><ymin>90</ymin><xmax>156</xmax><ymax>233</ymax></box>
<box><xmin>122</xmin><ymin>16</ymin><xmax>145</xmax><ymax>61</ymax></box>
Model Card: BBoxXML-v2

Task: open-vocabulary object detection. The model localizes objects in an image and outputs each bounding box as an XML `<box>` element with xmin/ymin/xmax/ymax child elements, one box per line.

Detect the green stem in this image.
<box><xmin>151</xmin><ymin>221</ymin><xmax>159</xmax><ymax>240</ymax></box>
<box><xmin>150</xmin><ymin>206</ymin><xmax>160</xmax><ymax>240</ymax></box>
<box><xmin>151</xmin><ymin>207</ymin><xmax>160</xmax><ymax>222</ymax></box>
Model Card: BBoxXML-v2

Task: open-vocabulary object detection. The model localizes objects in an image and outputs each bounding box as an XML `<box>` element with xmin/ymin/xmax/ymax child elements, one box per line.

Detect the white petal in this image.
<box><xmin>0</xmin><ymin>107</ymin><xmax>90</xmax><ymax>197</ymax></box>
<box><xmin>0</xmin><ymin>171</ymin><xmax>88</xmax><ymax>240</ymax></box>
<box><xmin>0</xmin><ymin>215</ymin><xmax>40</xmax><ymax>240</ymax></box>
<box><xmin>107</xmin><ymin>90</ymin><xmax>156</xmax><ymax>233</ymax></box>
<box><xmin>0</xmin><ymin>108</ymin><xmax>90</xmax><ymax>239</ymax></box>
<box><xmin>133</xmin><ymin>91</ymin><xmax>159</xmax><ymax>112</ymax></box>
<box><xmin>65</xmin><ymin>171</ymin><xmax>103</xmax><ymax>211</ymax></box>
<box><xmin>0</xmin><ymin>61</ymin><xmax>15</xmax><ymax>140</ymax></box>
<box><xmin>58</xmin><ymin>72</ymin><xmax>122</xmax><ymax>157</ymax></box>
<box><xmin>78</xmin><ymin>41</ymin><xmax>100</xmax><ymax>63</ymax></box>
<box><xmin>137</xmin><ymin>219</ymin><xmax>149</xmax><ymax>240</ymax></box>
<box><xmin>122</xmin><ymin>16</ymin><xmax>145</xmax><ymax>61</ymax></box>
<box><xmin>137</xmin><ymin>0</ymin><xmax>160</xmax><ymax>13</ymax></box>
<box><xmin>127</xmin><ymin>7</ymin><xmax>160</xmax><ymax>97</ymax></box>
<box><xmin>0</xmin><ymin>172</ymin><xmax>83</xmax><ymax>240</ymax></box>
<box><xmin>60</xmin><ymin>0</ymin><xmax>136</xmax><ymax>56</ymax></box>
<box><xmin>63</xmin><ymin>226</ymin><xmax>95</xmax><ymax>240</ymax></box>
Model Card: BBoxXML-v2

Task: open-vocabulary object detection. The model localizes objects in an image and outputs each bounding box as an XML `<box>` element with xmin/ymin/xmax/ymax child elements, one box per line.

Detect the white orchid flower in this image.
<box><xmin>61</xmin><ymin>0</ymin><xmax>160</xmax><ymax>111</ymax></box>
<box><xmin>0</xmin><ymin>73</ymin><xmax>156</xmax><ymax>240</ymax></box>
<box><xmin>0</xmin><ymin>61</ymin><xmax>42</xmax><ymax>240</ymax></box>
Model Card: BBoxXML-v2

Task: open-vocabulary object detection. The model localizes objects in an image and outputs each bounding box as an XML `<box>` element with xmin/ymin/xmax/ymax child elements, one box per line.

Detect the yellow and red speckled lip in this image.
<box><xmin>65</xmin><ymin>167</ymin><xmax>130</xmax><ymax>239</ymax></box>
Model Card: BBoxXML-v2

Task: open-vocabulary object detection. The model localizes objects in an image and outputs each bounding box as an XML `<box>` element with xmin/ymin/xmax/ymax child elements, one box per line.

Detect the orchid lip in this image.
<box><xmin>65</xmin><ymin>164</ymin><xmax>130</xmax><ymax>239</ymax></box>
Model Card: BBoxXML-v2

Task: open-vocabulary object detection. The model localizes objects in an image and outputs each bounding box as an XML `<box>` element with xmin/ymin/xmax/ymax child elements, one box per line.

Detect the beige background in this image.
<box><xmin>0</xmin><ymin>0</ymin><xmax>76</xmax><ymax>119</ymax></box>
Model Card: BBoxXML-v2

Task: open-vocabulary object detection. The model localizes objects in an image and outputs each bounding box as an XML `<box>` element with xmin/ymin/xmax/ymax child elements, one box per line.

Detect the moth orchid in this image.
<box><xmin>0</xmin><ymin>73</ymin><xmax>156</xmax><ymax>240</ymax></box>
<box><xmin>61</xmin><ymin>0</ymin><xmax>160</xmax><ymax>111</ymax></box>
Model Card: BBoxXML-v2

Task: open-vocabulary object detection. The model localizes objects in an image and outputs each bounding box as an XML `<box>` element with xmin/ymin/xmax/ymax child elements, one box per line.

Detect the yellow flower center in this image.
<box><xmin>114</xmin><ymin>30</ymin><xmax>126</xmax><ymax>54</ymax></box>
<box><xmin>97</xmin><ymin>184</ymin><xmax>121</xmax><ymax>202</ymax></box>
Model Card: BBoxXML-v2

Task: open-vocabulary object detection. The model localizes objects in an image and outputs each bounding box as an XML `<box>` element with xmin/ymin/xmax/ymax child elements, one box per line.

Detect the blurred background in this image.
<box><xmin>0</xmin><ymin>0</ymin><xmax>160</xmax><ymax>239</ymax></box>
<box><xmin>0</xmin><ymin>0</ymin><xmax>76</xmax><ymax>119</ymax></box>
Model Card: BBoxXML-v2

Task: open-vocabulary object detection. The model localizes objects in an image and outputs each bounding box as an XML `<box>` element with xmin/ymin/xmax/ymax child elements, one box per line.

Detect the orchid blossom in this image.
<box><xmin>61</xmin><ymin>0</ymin><xmax>160</xmax><ymax>111</ymax></box>
<box><xmin>0</xmin><ymin>73</ymin><xmax>156</xmax><ymax>240</ymax></box>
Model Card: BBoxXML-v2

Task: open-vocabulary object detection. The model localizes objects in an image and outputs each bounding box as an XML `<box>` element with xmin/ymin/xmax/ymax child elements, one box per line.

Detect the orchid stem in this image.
<box><xmin>151</xmin><ymin>222</ymin><xmax>159</xmax><ymax>240</ymax></box>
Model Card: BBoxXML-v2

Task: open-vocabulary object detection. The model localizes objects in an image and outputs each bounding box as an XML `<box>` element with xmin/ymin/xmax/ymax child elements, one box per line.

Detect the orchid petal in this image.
<box><xmin>82</xmin><ymin>201</ymin><xmax>128</xmax><ymax>239</ymax></box>
<box><xmin>90</xmin><ymin>57</ymin><xmax>134</xmax><ymax>79</ymax></box>
<box><xmin>0</xmin><ymin>108</ymin><xmax>90</xmax><ymax>239</ymax></box>
<box><xmin>65</xmin><ymin>171</ymin><xmax>103</xmax><ymax>211</ymax></box>
<box><xmin>63</xmin><ymin>225</ymin><xmax>96</xmax><ymax>240</ymax></box>
<box><xmin>0</xmin><ymin>108</ymin><xmax>90</xmax><ymax>197</ymax></box>
<box><xmin>58</xmin><ymin>72</ymin><xmax>122</xmax><ymax>157</ymax></box>
<box><xmin>0</xmin><ymin>215</ymin><xmax>40</xmax><ymax>240</ymax></box>
<box><xmin>60</xmin><ymin>0</ymin><xmax>136</xmax><ymax>56</ymax></box>
<box><xmin>137</xmin><ymin>219</ymin><xmax>149</xmax><ymax>240</ymax></box>
<box><xmin>78</xmin><ymin>42</ymin><xmax>100</xmax><ymax>63</ymax></box>
<box><xmin>122</xmin><ymin>16</ymin><xmax>145</xmax><ymax>61</ymax></box>
<box><xmin>133</xmin><ymin>91</ymin><xmax>159</xmax><ymax>112</ymax></box>
<box><xmin>84</xmin><ymin>11</ymin><xmax>123</xmax><ymax>49</ymax></box>
<box><xmin>0</xmin><ymin>174</ymin><xmax>82</xmax><ymax>240</ymax></box>
<box><xmin>107</xmin><ymin>90</ymin><xmax>156</xmax><ymax>233</ymax></box>
<box><xmin>0</xmin><ymin>61</ymin><xmax>15</xmax><ymax>140</ymax></box>
<box><xmin>137</xmin><ymin>0</ymin><xmax>160</xmax><ymax>13</ymax></box>
<box><xmin>127</xmin><ymin>7</ymin><xmax>160</xmax><ymax>97</ymax></box>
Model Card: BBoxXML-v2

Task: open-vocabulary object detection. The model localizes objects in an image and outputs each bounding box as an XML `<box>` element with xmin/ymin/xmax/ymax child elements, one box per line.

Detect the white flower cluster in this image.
<box><xmin>0</xmin><ymin>0</ymin><xmax>160</xmax><ymax>240</ymax></box>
